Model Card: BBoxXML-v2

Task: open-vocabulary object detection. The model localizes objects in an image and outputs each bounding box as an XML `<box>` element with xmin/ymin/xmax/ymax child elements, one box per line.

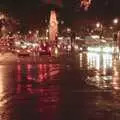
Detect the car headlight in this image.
<box><xmin>27</xmin><ymin>50</ymin><xmax>31</xmax><ymax>53</ymax></box>
<box><xmin>74</xmin><ymin>45</ymin><xmax>79</xmax><ymax>50</ymax></box>
<box><xmin>17</xmin><ymin>50</ymin><xmax>20</xmax><ymax>53</ymax></box>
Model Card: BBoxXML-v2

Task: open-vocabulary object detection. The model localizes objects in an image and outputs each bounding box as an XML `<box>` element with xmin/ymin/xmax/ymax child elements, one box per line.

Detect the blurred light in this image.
<box><xmin>27</xmin><ymin>50</ymin><xmax>31</xmax><ymax>53</ymax></box>
<box><xmin>21</xmin><ymin>45</ymin><xmax>27</xmax><ymax>49</ymax></box>
<box><xmin>36</xmin><ymin>30</ymin><xmax>39</xmax><ymax>33</ymax></box>
<box><xmin>58</xmin><ymin>37</ymin><xmax>63</xmax><ymax>40</ymax></box>
<box><xmin>28</xmin><ymin>30</ymin><xmax>32</xmax><ymax>34</ymax></box>
<box><xmin>88</xmin><ymin>46</ymin><xmax>113</xmax><ymax>53</ymax></box>
<box><xmin>96</xmin><ymin>22</ymin><xmax>101</xmax><ymax>28</ymax></box>
<box><xmin>68</xmin><ymin>45</ymin><xmax>71</xmax><ymax>50</ymax></box>
<box><xmin>67</xmin><ymin>28</ymin><xmax>71</xmax><ymax>33</ymax></box>
<box><xmin>27</xmin><ymin>64</ymin><xmax>32</xmax><ymax>71</ymax></box>
<box><xmin>0</xmin><ymin>14</ymin><xmax>5</xmax><ymax>20</ymax></box>
<box><xmin>80</xmin><ymin>0</ymin><xmax>92</xmax><ymax>11</ymax></box>
<box><xmin>75</xmin><ymin>36</ymin><xmax>81</xmax><ymax>40</ymax></box>
<box><xmin>55</xmin><ymin>47</ymin><xmax>58</xmax><ymax>55</ymax></box>
<box><xmin>46</xmin><ymin>29</ymin><xmax>49</xmax><ymax>33</ymax></box>
<box><xmin>17</xmin><ymin>31</ymin><xmax>20</xmax><ymax>34</ymax></box>
<box><xmin>15</xmin><ymin>41</ymin><xmax>21</xmax><ymax>46</ymax></box>
<box><xmin>49</xmin><ymin>47</ymin><xmax>52</xmax><ymax>51</ymax></box>
<box><xmin>80</xmin><ymin>47</ymin><xmax>83</xmax><ymax>51</ymax></box>
<box><xmin>46</xmin><ymin>37</ymin><xmax>48</xmax><ymax>40</ymax></box>
<box><xmin>87</xmin><ymin>52</ymin><xmax>100</xmax><ymax>70</ymax></box>
<box><xmin>91</xmin><ymin>35</ymin><xmax>100</xmax><ymax>39</ymax></box>
<box><xmin>16</xmin><ymin>50</ymin><xmax>20</xmax><ymax>53</ymax></box>
<box><xmin>88</xmin><ymin>47</ymin><xmax>101</xmax><ymax>52</ymax></box>
<box><xmin>74</xmin><ymin>45</ymin><xmax>79</xmax><ymax>50</ymax></box>
<box><xmin>57</xmin><ymin>44</ymin><xmax>61</xmax><ymax>48</ymax></box>
<box><xmin>113</xmin><ymin>18</ymin><xmax>119</xmax><ymax>25</ymax></box>
<box><xmin>33</xmin><ymin>43</ymin><xmax>39</xmax><ymax>48</ymax></box>
<box><xmin>61</xmin><ymin>20</ymin><xmax>64</xmax><ymax>24</ymax></box>
<box><xmin>102</xmin><ymin>47</ymin><xmax>112</xmax><ymax>53</ymax></box>
<box><xmin>109</xmin><ymin>26</ymin><xmax>113</xmax><ymax>30</ymax></box>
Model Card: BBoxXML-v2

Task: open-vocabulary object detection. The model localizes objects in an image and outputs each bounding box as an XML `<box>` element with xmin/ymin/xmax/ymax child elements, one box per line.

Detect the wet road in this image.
<box><xmin>0</xmin><ymin>51</ymin><xmax>120</xmax><ymax>120</ymax></box>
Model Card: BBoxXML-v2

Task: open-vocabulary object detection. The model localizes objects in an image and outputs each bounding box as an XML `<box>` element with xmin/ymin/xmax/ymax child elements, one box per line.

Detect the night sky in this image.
<box><xmin>0</xmin><ymin>0</ymin><xmax>120</xmax><ymax>26</ymax></box>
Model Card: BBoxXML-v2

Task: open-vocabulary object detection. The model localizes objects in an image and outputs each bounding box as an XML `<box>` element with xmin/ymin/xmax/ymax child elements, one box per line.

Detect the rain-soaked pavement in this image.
<box><xmin>0</xmin><ymin>50</ymin><xmax>120</xmax><ymax>120</ymax></box>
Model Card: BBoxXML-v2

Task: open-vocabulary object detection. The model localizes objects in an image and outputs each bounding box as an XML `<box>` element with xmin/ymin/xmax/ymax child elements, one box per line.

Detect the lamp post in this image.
<box><xmin>113</xmin><ymin>18</ymin><xmax>119</xmax><ymax>25</ymax></box>
<box><xmin>113</xmin><ymin>18</ymin><xmax>119</xmax><ymax>39</ymax></box>
<box><xmin>96</xmin><ymin>22</ymin><xmax>103</xmax><ymax>39</ymax></box>
<box><xmin>112</xmin><ymin>18</ymin><xmax>119</xmax><ymax>41</ymax></box>
<box><xmin>112</xmin><ymin>18</ymin><xmax>119</xmax><ymax>58</ymax></box>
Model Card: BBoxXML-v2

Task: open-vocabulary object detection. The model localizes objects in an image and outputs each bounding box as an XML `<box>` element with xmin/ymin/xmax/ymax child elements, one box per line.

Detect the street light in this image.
<box><xmin>96</xmin><ymin>22</ymin><xmax>101</xmax><ymax>28</ymax></box>
<box><xmin>67</xmin><ymin>28</ymin><xmax>71</xmax><ymax>33</ymax></box>
<box><xmin>113</xmin><ymin>18</ymin><xmax>119</xmax><ymax>25</ymax></box>
<box><xmin>0</xmin><ymin>14</ymin><xmax>5</xmax><ymax>20</ymax></box>
<box><xmin>96</xmin><ymin>22</ymin><xmax>103</xmax><ymax>39</ymax></box>
<box><xmin>112</xmin><ymin>18</ymin><xmax>119</xmax><ymax>55</ymax></box>
<box><xmin>28</xmin><ymin>30</ymin><xmax>32</xmax><ymax>34</ymax></box>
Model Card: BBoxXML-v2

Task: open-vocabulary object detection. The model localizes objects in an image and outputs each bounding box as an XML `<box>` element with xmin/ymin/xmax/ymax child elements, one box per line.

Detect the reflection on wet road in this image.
<box><xmin>0</xmin><ymin>60</ymin><xmax>62</xmax><ymax>120</ymax></box>
<box><xmin>1</xmin><ymin>48</ymin><xmax>120</xmax><ymax>120</ymax></box>
<box><xmin>78</xmin><ymin>49</ymin><xmax>120</xmax><ymax>90</ymax></box>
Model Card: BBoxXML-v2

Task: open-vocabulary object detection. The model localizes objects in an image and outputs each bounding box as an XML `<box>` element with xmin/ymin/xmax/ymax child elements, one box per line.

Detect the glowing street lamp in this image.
<box><xmin>28</xmin><ymin>30</ymin><xmax>32</xmax><ymax>34</ymax></box>
<box><xmin>96</xmin><ymin>22</ymin><xmax>101</xmax><ymax>28</ymax></box>
<box><xmin>67</xmin><ymin>28</ymin><xmax>71</xmax><ymax>33</ymax></box>
<box><xmin>61</xmin><ymin>20</ymin><xmax>64</xmax><ymax>25</ymax></box>
<box><xmin>96</xmin><ymin>22</ymin><xmax>103</xmax><ymax>39</ymax></box>
<box><xmin>0</xmin><ymin>14</ymin><xmax>5</xmax><ymax>20</ymax></box>
<box><xmin>113</xmin><ymin>18</ymin><xmax>119</xmax><ymax>25</ymax></box>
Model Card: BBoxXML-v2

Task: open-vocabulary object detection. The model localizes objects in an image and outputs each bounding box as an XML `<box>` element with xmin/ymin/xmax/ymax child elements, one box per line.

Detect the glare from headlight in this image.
<box><xmin>74</xmin><ymin>45</ymin><xmax>79</xmax><ymax>50</ymax></box>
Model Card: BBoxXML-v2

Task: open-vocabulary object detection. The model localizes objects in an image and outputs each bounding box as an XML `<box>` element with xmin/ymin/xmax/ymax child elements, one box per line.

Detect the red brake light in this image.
<box><xmin>39</xmin><ymin>47</ymin><xmax>42</xmax><ymax>51</ymax></box>
<box><xmin>49</xmin><ymin>47</ymin><xmax>52</xmax><ymax>51</ymax></box>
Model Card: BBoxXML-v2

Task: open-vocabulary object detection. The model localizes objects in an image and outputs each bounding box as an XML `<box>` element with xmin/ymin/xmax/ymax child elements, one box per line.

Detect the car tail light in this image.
<box><xmin>27</xmin><ymin>50</ymin><xmax>31</xmax><ymax>53</ymax></box>
<box><xmin>49</xmin><ymin>47</ymin><xmax>52</xmax><ymax>51</ymax></box>
<box><xmin>39</xmin><ymin>47</ymin><xmax>42</xmax><ymax>51</ymax></box>
<box><xmin>68</xmin><ymin>45</ymin><xmax>71</xmax><ymax>49</ymax></box>
<box><xmin>55</xmin><ymin>48</ymin><xmax>58</xmax><ymax>55</ymax></box>
<box><xmin>57</xmin><ymin>44</ymin><xmax>60</xmax><ymax>48</ymax></box>
<box><xmin>17</xmin><ymin>50</ymin><xmax>20</xmax><ymax>53</ymax></box>
<box><xmin>43</xmin><ymin>43</ymin><xmax>46</xmax><ymax>47</ymax></box>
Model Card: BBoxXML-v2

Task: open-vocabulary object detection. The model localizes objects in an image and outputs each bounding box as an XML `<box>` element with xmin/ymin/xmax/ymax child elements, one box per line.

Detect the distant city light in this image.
<box><xmin>28</xmin><ymin>30</ymin><xmax>32</xmax><ymax>34</ymax></box>
<box><xmin>67</xmin><ymin>28</ymin><xmax>71</xmax><ymax>33</ymax></box>
<box><xmin>61</xmin><ymin>20</ymin><xmax>64</xmax><ymax>24</ymax></box>
<box><xmin>0</xmin><ymin>13</ymin><xmax>5</xmax><ymax>20</ymax></box>
<box><xmin>88</xmin><ymin>46</ymin><xmax>114</xmax><ymax>53</ymax></box>
<box><xmin>91</xmin><ymin>35</ymin><xmax>100</xmax><ymax>39</ymax></box>
<box><xmin>96</xmin><ymin>22</ymin><xmax>101</xmax><ymax>28</ymax></box>
<box><xmin>113</xmin><ymin>18</ymin><xmax>119</xmax><ymax>25</ymax></box>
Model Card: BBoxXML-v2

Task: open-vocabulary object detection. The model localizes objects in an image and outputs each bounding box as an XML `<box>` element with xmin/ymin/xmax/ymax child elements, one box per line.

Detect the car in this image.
<box><xmin>39</xmin><ymin>42</ymin><xmax>51</xmax><ymax>56</ymax></box>
<box><xmin>16</xmin><ymin>48</ymin><xmax>31</xmax><ymax>56</ymax></box>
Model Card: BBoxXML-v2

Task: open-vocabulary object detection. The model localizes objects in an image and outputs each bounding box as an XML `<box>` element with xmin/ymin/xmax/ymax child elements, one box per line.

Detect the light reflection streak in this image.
<box><xmin>79</xmin><ymin>53</ymin><xmax>83</xmax><ymax>68</ymax></box>
<box><xmin>87</xmin><ymin>52</ymin><xmax>100</xmax><ymax>70</ymax></box>
<box><xmin>0</xmin><ymin>66</ymin><xmax>7</xmax><ymax>107</ymax></box>
<box><xmin>37</xmin><ymin>86</ymin><xmax>60</xmax><ymax>120</ymax></box>
<box><xmin>112</xmin><ymin>59</ymin><xmax>120</xmax><ymax>90</ymax></box>
<box><xmin>87</xmin><ymin>52</ymin><xmax>112</xmax><ymax>75</ymax></box>
<box><xmin>17</xmin><ymin>64</ymin><xmax>21</xmax><ymax>82</ymax></box>
<box><xmin>27</xmin><ymin>64</ymin><xmax>32</xmax><ymax>81</ymax></box>
<box><xmin>16</xmin><ymin>64</ymin><xmax>60</xmax><ymax>94</ymax></box>
<box><xmin>80</xmin><ymin>47</ymin><xmax>113</xmax><ymax>89</ymax></box>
